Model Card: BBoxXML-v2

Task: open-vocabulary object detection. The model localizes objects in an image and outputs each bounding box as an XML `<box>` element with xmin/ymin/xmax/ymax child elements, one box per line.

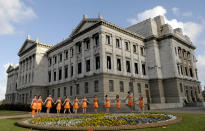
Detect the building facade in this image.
<box><xmin>5</xmin><ymin>14</ymin><xmax>203</xmax><ymax>109</ymax></box>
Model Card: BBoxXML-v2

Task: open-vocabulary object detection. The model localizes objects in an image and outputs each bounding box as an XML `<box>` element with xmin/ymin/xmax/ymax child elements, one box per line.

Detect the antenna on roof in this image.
<box><xmin>83</xmin><ymin>14</ymin><xmax>88</xmax><ymax>20</ymax></box>
<box><xmin>27</xmin><ymin>34</ymin><xmax>30</xmax><ymax>40</ymax></box>
<box><xmin>98</xmin><ymin>12</ymin><xmax>103</xmax><ymax>19</ymax></box>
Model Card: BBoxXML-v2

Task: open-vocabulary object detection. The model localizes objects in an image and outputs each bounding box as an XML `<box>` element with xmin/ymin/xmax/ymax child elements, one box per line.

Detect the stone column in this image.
<box><xmin>82</xmin><ymin>41</ymin><xmax>85</xmax><ymax>75</ymax></box>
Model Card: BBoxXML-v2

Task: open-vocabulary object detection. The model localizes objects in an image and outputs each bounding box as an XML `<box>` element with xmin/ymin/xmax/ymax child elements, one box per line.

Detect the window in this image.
<box><xmin>120</xmin><ymin>81</ymin><xmax>124</xmax><ymax>92</ymax></box>
<box><xmin>142</xmin><ymin>64</ymin><xmax>146</xmax><ymax>75</ymax></box>
<box><xmin>64</xmin><ymin>87</ymin><xmax>66</xmax><ymax>96</ymax></box>
<box><xmin>70</xmin><ymin>47</ymin><xmax>74</xmax><ymax>57</ymax></box>
<box><xmin>64</xmin><ymin>50</ymin><xmax>68</xmax><ymax>60</ymax></box>
<box><xmin>52</xmin><ymin>89</ymin><xmax>55</xmax><ymax>98</ymax></box>
<box><xmin>109</xmin><ymin>80</ymin><xmax>114</xmax><ymax>92</ymax></box>
<box><xmin>53</xmin><ymin>56</ymin><xmax>57</xmax><ymax>64</ymax></box>
<box><xmin>59</xmin><ymin>68</ymin><xmax>62</xmax><ymax>80</ymax></box>
<box><xmin>106</xmin><ymin>35</ymin><xmax>110</xmax><ymax>45</ymax></box>
<box><xmin>53</xmin><ymin>70</ymin><xmax>56</xmax><ymax>81</ymax></box>
<box><xmin>78</xmin><ymin>62</ymin><xmax>82</xmax><ymax>74</ymax></box>
<box><xmin>180</xmin><ymin>83</ymin><xmax>183</xmax><ymax>93</ymax></box>
<box><xmin>133</xmin><ymin>45</ymin><xmax>137</xmax><ymax>53</ymax></box>
<box><xmin>138</xmin><ymin>83</ymin><xmax>141</xmax><ymax>93</ymax></box>
<box><xmin>64</xmin><ymin>66</ymin><xmax>68</xmax><ymax>79</ymax></box>
<box><xmin>126</xmin><ymin>60</ymin><xmax>131</xmax><ymax>73</ymax></box>
<box><xmin>116</xmin><ymin>39</ymin><xmax>120</xmax><ymax>48</ymax></box>
<box><xmin>134</xmin><ymin>63</ymin><xmax>138</xmax><ymax>74</ymax></box>
<box><xmin>145</xmin><ymin>84</ymin><xmax>149</xmax><ymax>88</ymax></box>
<box><xmin>140</xmin><ymin>47</ymin><xmax>144</xmax><ymax>56</ymax></box>
<box><xmin>181</xmin><ymin>65</ymin><xmax>183</xmax><ymax>75</ymax></box>
<box><xmin>48</xmin><ymin>58</ymin><xmax>52</xmax><ymax>66</ymax></box>
<box><xmin>76</xmin><ymin>84</ymin><xmax>80</xmax><ymax>95</ymax></box>
<box><xmin>59</xmin><ymin>53</ymin><xmax>62</xmax><ymax>62</ymax></box>
<box><xmin>71</xmin><ymin>65</ymin><xmax>73</xmax><ymax>76</ymax></box>
<box><xmin>177</xmin><ymin>64</ymin><xmax>180</xmax><ymax>75</ymax></box>
<box><xmin>117</xmin><ymin>58</ymin><xmax>121</xmax><ymax>71</ymax></box>
<box><xmin>185</xmin><ymin>67</ymin><xmax>188</xmax><ymax>76</ymax></box>
<box><xmin>48</xmin><ymin>71</ymin><xmax>51</xmax><ymax>82</ymax></box>
<box><xmin>95</xmin><ymin>35</ymin><xmax>99</xmax><ymax>46</ymax></box>
<box><xmin>86</xmin><ymin>60</ymin><xmax>90</xmax><ymax>72</ymax></box>
<box><xmin>107</xmin><ymin>56</ymin><xmax>111</xmax><ymax>69</ymax></box>
<box><xmin>85</xmin><ymin>39</ymin><xmax>90</xmax><ymax>50</ymax></box>
<box><xmin>58</xmin><ymin>88</ymin><xmax>60</xmax><ymax>97</ymax></box>
<box><xmin>198</xmin><ymin>86</ymin><xmax>200</xmax><ymax>94</ymax></box>
<box><xmin>96</xmin><ymin>56</ymin><xmax>100</xmax><ymax>69</ymax></box>
<box><xmin>94</xmin><ymin>80</ymin><xmax>99</xmax><ymax>92</ymax></box>
<box><xmin>78</xmin><ymin>43</ymin><xmax>82</xmax><ymax>53</ymax></box>
<box><xmin>70</xmin><ymin>86</ymin><xmax>73</xmax><ymax>96</ymax></box>
<box><xmin>84</xmin><ymin>82</ymin><xmax>88</xmax><ymax>94</ymax></box>
<box><xmin>125</xmin><ymin>42</ymin><xmax>129</xmax><ymax>50</ymax></box>
<box><xmin>190</xmin><ymin>68</ymin><xmax>193</xmax><ymax>77</ymax></box>
<box><xmin>195</xmin><ymin>69</ymin><xmax>198</xmax><ymax>79</ymax></box>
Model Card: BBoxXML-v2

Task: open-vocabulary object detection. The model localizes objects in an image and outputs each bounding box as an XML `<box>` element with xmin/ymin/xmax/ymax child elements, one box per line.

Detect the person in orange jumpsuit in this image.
<box><xmin>63</xmin><ymin>96</ymin><xmax>71</xmax><ymax>114</ymax></box>
<box><xmin>37</xmin><ymin>95</ymin><xmax>43</xmax><ymax>116</ymax></box>
<box><xmin>93</xmin><ymin>95</ymin><xmax>99</xmax><ymax>113</ymax></box>
<box><xmin>31</xmin><ymin>95</ymin><xmax>37</xmax><ymax>118</ymax></box>
<box><xmin>73</xmin><ymin>96</ymin><xmax>79</xmax><ymax>114</ymax></box>
<box><xmin>105</xmin><ymin>95</ymin><xmax>111</xmax><ymax>113</ymax></box>
<box><xmin>139</xmin><ymin>96</ymin><xmax>144</xmax><ymax>114</ymax></box>
<box><xmin>43</xmin><ymin>95</ymin><xmax>54</xmax><ymax>115</ymax></box>
<box><xmin>116</xmin><ymin>95</ymin><xmax>121</xmax><ymax>113</ymax></box>
<box><xmin>55</xmin><ymin>97</ymin><xmax>62</xmax><ymax>115</ymax></box>
<box><xmin>125</xmin><ymin>91</ymin><xmax>134</xmax><ymax>112</ymax></box>
<box><xmin>81</xmin><ymin>96</ymin><xmax>88</xmax><ymax>114</ymax></box>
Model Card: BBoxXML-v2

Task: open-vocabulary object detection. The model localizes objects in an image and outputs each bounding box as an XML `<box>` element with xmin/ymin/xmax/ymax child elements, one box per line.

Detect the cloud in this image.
<box><xmin>183</xmin><ymin>12</ymin><xmax>193</xmax><ymax>17</ymax></box>
<box><xmin>127</xmin><ymin>6</ymin><xmax>203</xmax><ymax>42</ymax></box>
<box><xmin>0</xmin><ymin>0</ymin><xmax>37</xmax><ymax>35</ymax></box>
<box><xmin>197</xmin><ymin>54</ymin><xmax>205</xmax><ymax>89</ymax></box>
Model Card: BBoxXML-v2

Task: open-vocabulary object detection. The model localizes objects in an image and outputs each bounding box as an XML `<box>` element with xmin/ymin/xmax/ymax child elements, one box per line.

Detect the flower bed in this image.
<box><xmin>17</xmin><ymin>113</ymin><xmax>182</xmax><ymax>130</ymax></box>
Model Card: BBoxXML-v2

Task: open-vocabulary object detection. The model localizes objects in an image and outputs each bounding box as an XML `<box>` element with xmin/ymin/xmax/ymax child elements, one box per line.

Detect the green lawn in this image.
<box><xmin>0</xmin><ymin>113</ymin><xmax>204</xmax><ymax>131</ymax></box>
<box><xmin>0</xmin><ymin>110</ymin><xmax>27</xmax><ymax>116</ymax></box>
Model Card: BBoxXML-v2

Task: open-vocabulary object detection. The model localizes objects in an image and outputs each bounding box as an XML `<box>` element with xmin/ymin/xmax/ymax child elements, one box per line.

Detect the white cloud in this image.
<box><xmin>0</xmin><ymin>0</ymin><xmax>37</xmax><ymax>35</ymax></box>
<box><xmin>183</xmin><ymin>12</ymin><xmax>193</xmax><ymax>17</ymax></box>
<box><xmin>197</xmin><ymin>54</ymin><xmax>205</xmax><ymax>89</ymax></box>
<box><xmin>172</xmin><ymin>7</ymin><xmax>180</xmax><ymax>16</ymax></box>
<box><xmin>127</xmin><ymin>5</ymin><xmax>203</xmax><ymax>43</ymax></box>
<box><xmin>0</xmin><ymin>86</ymin><xmax>6</xmax><ymax>101</ymax></box>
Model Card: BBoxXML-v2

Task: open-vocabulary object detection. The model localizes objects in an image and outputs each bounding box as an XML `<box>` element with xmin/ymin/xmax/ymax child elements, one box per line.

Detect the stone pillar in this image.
<box><xmin>82</xmin><ymin>41</ymin><xmax>85</xmax><ymax>75</ymax></box>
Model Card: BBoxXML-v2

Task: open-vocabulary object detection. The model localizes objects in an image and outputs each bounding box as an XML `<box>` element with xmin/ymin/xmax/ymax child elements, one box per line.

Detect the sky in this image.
<box><xmin>0</xmin><ymin>0</ymin><xmax>205</xmax><ymax>100</ymax></box>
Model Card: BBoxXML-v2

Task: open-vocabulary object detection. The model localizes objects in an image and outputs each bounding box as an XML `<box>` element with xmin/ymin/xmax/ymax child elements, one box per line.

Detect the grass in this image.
<box><xmin>0</xmin><ymin>110</ymin><xmax>27</xmax><ymax>116</ymax></box>
<box><xmin>0</xmin><ymin>112</ymin><xmax>204</xmax><ymax>131</ymax></box>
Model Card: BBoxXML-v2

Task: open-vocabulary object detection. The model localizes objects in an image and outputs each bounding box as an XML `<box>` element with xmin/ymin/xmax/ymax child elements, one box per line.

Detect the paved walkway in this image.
<box><xmin>0</xmin><ymin>113</ymin><xmax>31</xmax><ymax>119</ymax></box>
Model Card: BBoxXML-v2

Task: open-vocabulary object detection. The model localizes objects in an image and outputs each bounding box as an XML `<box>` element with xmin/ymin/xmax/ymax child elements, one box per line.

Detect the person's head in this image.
<box><xmin>34</xmin><ymin>95</ymin><xmax>37</xmax><ymax>99</ymax></box>
<box><xmin>83</xmin><ymin>96</ymin><xmax>86</xmax><ymax>99</ymax></box>
<box><xmin>49</xmin><ymin>94</ymin><xmax>51</xmax><ymax>97</ymax></box>
<box><xmin>58</xmin><ymin>97</ymin><xmax>61</xmax><ymax>99</ymax></box>
<box><xmin>94</xmin><ymin>95</ymin><xmax>97</xmax><ymax>98</ymax></box>
<box><xmin>116</xmin><ymin>95</ymin><xmax>119</xmax><ymax>98</ymax></box>
<box><xmin>66</xmin><ymin>96</ymin><xmax>68</xmax><ymax>99</ymax></box>
<box><xmin>105</xmin><ymin>95</ymin><xmax>108</xmax><ymax>98</ymax></box>
<box><xmin>75</xmin><ymin>96</ymin><xmax>77</xmax><ymax>99</ymax></box>
<box><xmin>38</xmin><ymin>95</ymin><xmax>41</xmax><ymax>99</ymax></box>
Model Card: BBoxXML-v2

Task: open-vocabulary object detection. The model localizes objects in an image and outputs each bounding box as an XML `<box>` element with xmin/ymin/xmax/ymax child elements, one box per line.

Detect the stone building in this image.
<box><xmin>5</xmin><ymin>14</ymin><xmax>203</xmax><ymax>109</ymax></box>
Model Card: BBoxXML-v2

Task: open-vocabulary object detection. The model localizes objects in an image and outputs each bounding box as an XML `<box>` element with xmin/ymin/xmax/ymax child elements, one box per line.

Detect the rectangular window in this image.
<box><xmin>64</xmin><ymin>50</ymin><xmax>68</xmax><ymax>60</ymax></box>
<box><xmin>125</xmin><ymin>42</ymin><xmax>129</xmax><ymax>50</ymax></box>
<box><xmin>53</xmin><ymin>71</ymin><xmax>56</xmax><ymax>81</ymax></box>
<box><xmin>120</xmin><ymin>81</ymin><xmax>124</xmax><ymax>92</ymax></box>
<box><xmin>185</xmin><ymin>67</ymin><xmax>188</xmax><ymax>76</ymax></box>
<box><xmin>138</xmin><ymin>83</ymin><xmax>141</xmax><ymax>93</ymax></box>
<box><xmin>64</xmin><ymin>87</ymin><xmax>67</xmax><ymax>96</ymax></box>
<box><xmin>59</xmin><ymin>68</ymin><xmax>62</xmax><ymax>80</ymax></box>
<box><xmin>78</xmin><ymin>43</ymin><xmax>82</xmax><ymax>53</ymax></box>
<box><xmin>84</xmin><ymin>82</ymin><xmax>88</xmax><ymax>94</ymax></box>
<box><xmin>85</xmin><ymin>39</ymin><xmax>90</xmax><ymax>50</ymax></box>
<box><xmin>142</xmin><ymin>64</ymin><xmax>146</xmax><ymax>75</ymax></box>
<box><xmin>177</xmin><ymin>64</ymin><xmax>180</xmax><ymax>75</ymax></box>
<box><xmin>126</xmin><ymin>60</ymin><xmax>131</xmax><ymax>73</ymax></box>
<box><xmin>48</xmin><ymin>58</ymin><xmax>52</xmax><ymax>66</ymax></box>
<box><xmin>52</xmin><ymin>89</ymin><xmax>55</xmax><ymax>98</ymax></box>
<box><xmin>116</xmin><ymin>39</ymin><xmax>120</xmax><ymax>48</ymax></box>
<box><xmin>107</xmin><ymin>56</ymin><xmax>111</xmax><ymax>69</ymax></box>
<box><xmin>133</xmin><ymin>45</ymin><xmax>137</xmax><ymax>53</ymax></box>
<box><xmin>181</xmin><ymin>65</ymin><xmax>183</xmax><ymax>75</ymax></box>
<box><xmin>86</xmin><ymin>60</ymin><xmax>90</xmax><ymax>72</ymax></box>
<box><xmin>134</xmin><ymin>63</ymin><xmax>138</xmax><ymax>74</ymax></box>
<box><xmin>48</xmin><ymin>71</ymin><xmax>51</xmax><ymax>82</ymax></box>
<box><xmin>64</xmin><ymin>66</ymin><xmax>68</xmax><ymax>79</ymax></box>
<box><xmin>58</xmin><ymin>88</ymin><xmax>60</xmax><ymax>97</ymax></box>
<box><xmin>95</xmin><ymin>35</ymin><xmax>99</xmax><ymax>46</ymax></box>
<box><xmin>54</xmin><ymin>56</ymin><xmax>57</xmax><ymax>64</ymax></box>
<box><xmin>78</xmin><ymin>62</ymin><xmax>82</xmax><ymax>74</ymax></box>
<box><xmin>71</xmin><ymin>65</ymin><xmax>73</xmax><ymax>76</ymax></box>
<box><xmin>145</xmin><ymin>84</ymin><xmax>149</xmax><ymax>89</ymax></box>
<box><xmin>59</xmin><ymin>53</ymin><xmax>62</xmax><ymax>63</ymax></box>
<box><xmin>76</xmin><ymin>84</ymin><xmax>80</xmax><ymax>95</ymax></box>
<box><xmin>70</xmin><ymin>47</ymin><xmax>74</xmax><ymax>57</ymax></box>
<box><xmin>106</xmin><ymin>35</ymin><xmax>110</xmax><ymax>45</ymax></box>
<box><xmin>180</xmin><ymin>83</ymin><xmax>183</xmax><ymax>93</ymax></box>
<box><xmin>70</xmin><ymin>86</ymin><xmax>73</xmax><ymax>96</ymax></box>
<box><xmin>96</xmin><ymin>56</ymin><xmax>100</xmax><ymax>69</ymax></box>
<box><xmin>117</xmin><ymin>58</ymin><xmax>121</xmax><ymax>71</ymax></box>
<box><xmin>190</xmin><ymin>68</ymin><xmax>193</xmax><ymax>77</ymax></box>
<box><xmin>94</xmin><ymin>80</ymin><xmax>99</xmax><ymax>92</ymax></box>
<box><xmin>140</xmin><ymin>47</ymin><xmax>144</xmax><ymax>56</ymax></box>
<box><xmin>109</xmin><ymin>80</ymin><xmax>114</xmax><ymax>92</ymax></box>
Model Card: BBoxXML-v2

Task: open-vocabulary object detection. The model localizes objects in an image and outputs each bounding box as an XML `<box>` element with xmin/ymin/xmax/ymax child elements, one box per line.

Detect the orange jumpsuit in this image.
<box><xmin>73</xmin><ymin>99</ymin><xmax>79</xmax><ymax>109</ymax></box>
<box><xmin>139</xmin><ymin>97</ymin><xmax>144</xmax><ymax>108</ymax></box>
<box><xmin>93</xmin><ymin>98</ymin><xmax>99</xmax><ymax>109</ymax></box>
<box><xmin>46</xmin><ymin>97</ymin><xmax>52</xmax><ymax>108</ymax></box>
<box><xmin>116</xmin><ymin>98</ymin><xmax>120</xmax><ymax>109</ymax></box>
<box><xmin>64</xmin><ymin>99</ymin><xmax>70</xmax><ymax>109</ymax></box>
<box><xmin>128</xmin><ymin>95</ymin><xmax>134</xmax><ymax>107</ymax></box>
<box><xmin>37</xmin><ymin>99</ymin><xmax>43</xmax><ymax>111</ymax></box>
<box><xmin>105</xmin><ymin>98</ymin><xmax>111</xmax><ymax>108</ymax></box>
<box><xmin>31</xmin><ymin>99</ymin><xmax>38</xmax><ymax>116</ymax></box>
<box><xmin>56</xmin><ymin>99</ymin><xmax>62</xmax><ymax>111</ymax></box>
<box><xmin>82</xmin><ymin>99</ymin><xmax>87</xmax><ymax>109</ymax></box>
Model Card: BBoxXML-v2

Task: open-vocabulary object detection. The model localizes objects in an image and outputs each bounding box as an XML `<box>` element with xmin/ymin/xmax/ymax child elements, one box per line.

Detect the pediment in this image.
<box><xmin>18</xmin><ymin>40</ymin><xmax>35</xmax><ymax>56</ymax></box>
<box><xmin>70</xmin><ymin>19</ymin><xmax>100</xmax><ymax>37</ymax></box>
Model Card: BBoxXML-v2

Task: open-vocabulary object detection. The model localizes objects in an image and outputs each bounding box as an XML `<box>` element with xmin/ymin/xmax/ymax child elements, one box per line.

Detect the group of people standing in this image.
<box><xmin>31</xmin><ymin>91</ymin><xmax>144</xmax><ymax>118</ymax></box>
